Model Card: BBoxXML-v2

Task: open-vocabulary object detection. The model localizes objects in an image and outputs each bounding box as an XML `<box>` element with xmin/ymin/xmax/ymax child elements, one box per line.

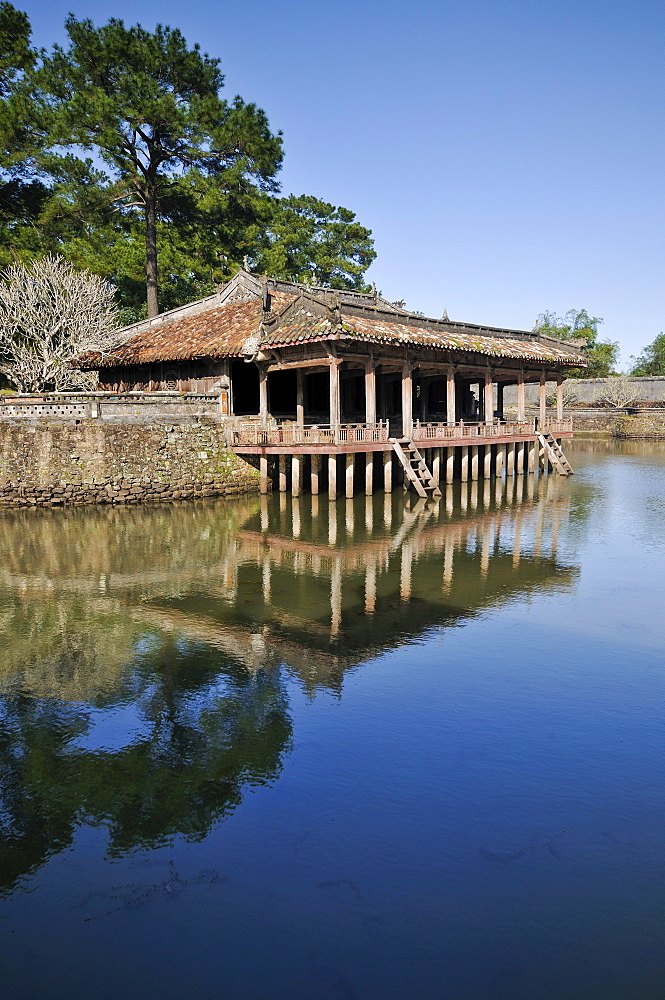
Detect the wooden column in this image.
<box><xmin>365</xmin><ymin>360</ymin><xmax>377</xmax><ymax>424</ymax></box>
<box><xmin>528</xmin><ymin>441</ymin><xmax>536</xmax><ymax>473</ymax></box>
<box><xmin>383</xmin><ymin>451</ymin><xmax>392</xmax><ymax>493</ymax></box>
<box><xmin>329</xmin><ymin>358</ymin><xmax>341</xmax><ymax>427</ymax></box>
<box><xmin>345</xmin><ymin>454</ymin><xmax>355</xmax><ymax>498</ymax></box>
<box><xmin>278</xmin><ymin>454</ymin><xmax>287</xmax><ymax>492</ymax></box>
<box><xmin>419</xmin><ymin>378</ymin><xmax>427</xmax><ymax>422</ymax></box>
<box><xmin>517</xmin><ymin>371</ymin><xmax>525</xmax><ymax>423</ymax></box>
<box><xmin>259</xmin><ymin>455</ymin><xmax>269</xmax><ymax>494</ymax></box>
<box><xmin>402</xmin><ymin>364</ymin><xmax>413</xmax><ymax>437</ymax></box>
<box><xmin>496</xmin><ymin>382</ymin><xmax>504</xmax><ymax>421</ymax></box>
<box><xmin>311</xmin><ymin>454</ymin><xmax>321</xmax><ymax>495</ymax></box>
<box><xmin>484</xmin><ymin>445</ymin><xmax>492</xmax><ymax>479</ymax></box>
<box><xmin>446</xmin><ymin>365</ymin><xmax>456</xmax><ymax>426</ymax></box>
<box><xmin>328</xmin><ymin>454</ymin><xmax>337</xmax><ymax>500</ymax></box>
<box><xmin>556</xmin><ymin>375</ymin><xmax>564</xmax><ymax>421</ymax></box>
<box><xmin>539</xmin><ymin>372</ymin><xmax>547</xmax><ymax>427</ymax></box>
<box><xmin>506</xmin><ymin>443</ymin><xmax>515</xmax><ymax>476</ymax></box>
<box><xmin>296</xmin><ymin>370</ymin><xmax>304</xmax><ymax>425</ymax></box>
<box><xmin>292</xmin><ymin>454</ymin><xmax>303</xmax><ymax>497</ymax></box>
<box><xmin>484</xmin><ymin>371</ymin><xmax>494</xmax><ymax>425</ymax></box>
<box><xmin>258</xmin><ymin>366</ymin><xmax>269</xmax><ymax>425</ymax></box>
<box><xmin>365</xmin><ymin>453</ymin><xmax>374</xmax><ymax>495</ymax></box>
<box><xmin>496</xmin><ymin>443</ymin><xmax>505</xmax><ymax>476</ymax></box>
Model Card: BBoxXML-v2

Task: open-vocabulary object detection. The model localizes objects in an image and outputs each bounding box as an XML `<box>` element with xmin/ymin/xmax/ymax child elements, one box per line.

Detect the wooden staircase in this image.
<box><xmin>392</xmin><ymin>439</ymin><xmax>442</xmax><ymax>498</ymax></box>
<box><xmin>537</xmin><ymin>432</ymin><xmax>574</xmax><ymax>476</ymax></box>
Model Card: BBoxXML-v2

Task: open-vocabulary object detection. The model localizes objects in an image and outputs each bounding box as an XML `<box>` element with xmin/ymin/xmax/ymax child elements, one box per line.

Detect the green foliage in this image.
<box><xmin>1</xmin><ymin>14</ymin><xmax>283</xmax><ymax>315</ymax></box>
<box><xmin>0</xmin><ymin>2</ymin><xmax>32</xmax><ymax>98</ymax></box>
<box><xmin>250</xmin><ymin>194</ymin><xmax>377</xmax><ymax>290</ymax></box>
<box><xmin>534</xmin><ymin>308</ymin><xmax>618</xmax><ymax>378</ymax></box>
<box><xmin>0</xmin><ymin>13</ymin><xmax>377</xmax><ymax>316</ymax></box>
<box><xmin>630</xmin><ymin>332</ymin><xmax>665</xmax><ymax>376</ymax></box>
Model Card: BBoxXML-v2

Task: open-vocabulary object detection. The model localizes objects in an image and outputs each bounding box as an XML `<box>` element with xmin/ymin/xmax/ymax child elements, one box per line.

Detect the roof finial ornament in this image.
<box><xmin>442</xmin><ymin>308</ymin><xmax>450</xmax><ymax>321</ymax></box>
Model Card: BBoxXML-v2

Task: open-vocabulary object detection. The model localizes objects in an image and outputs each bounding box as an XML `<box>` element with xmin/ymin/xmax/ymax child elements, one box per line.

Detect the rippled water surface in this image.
<box><xmin>0</xmin><ymin>439</ymin><xmax>663</xmax><ymax>999</ymax></box>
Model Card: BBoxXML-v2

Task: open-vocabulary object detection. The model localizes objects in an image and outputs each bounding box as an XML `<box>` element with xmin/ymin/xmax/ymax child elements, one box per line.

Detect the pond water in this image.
<box><xmin>0</xmin><ymin>440</ymin><xmax>663</xmax><ymax>999</ymax></box>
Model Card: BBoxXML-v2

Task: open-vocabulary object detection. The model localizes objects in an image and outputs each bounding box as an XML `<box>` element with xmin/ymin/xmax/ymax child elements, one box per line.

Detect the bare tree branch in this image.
<box><xmin>0</xmin><ymin>255</ymin><xmax>120</xmax><ymax>392</ymax></box>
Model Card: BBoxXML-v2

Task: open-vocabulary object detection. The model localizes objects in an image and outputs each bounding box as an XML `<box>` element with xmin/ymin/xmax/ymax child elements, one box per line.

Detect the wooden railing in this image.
<box><xmin>228</xmin><ymin>420</ymin><xmax>391</xmax><ymax>447</ymax></box>
<box><xmin>228</xmin><ymin>418</ymin><xmax>574</xmax><ymax>448</ymax></box>
<box><xmin>411</xmin><ymin>419</ymin><xmax>573</xmax><ymax>441</ymax></box>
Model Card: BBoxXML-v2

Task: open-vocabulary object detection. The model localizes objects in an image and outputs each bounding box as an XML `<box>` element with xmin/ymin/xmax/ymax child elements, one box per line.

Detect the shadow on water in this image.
<box><xmin>0</xmin><ymin>473</ymin><xmax>579</xmax><ymax>896</ymax></box>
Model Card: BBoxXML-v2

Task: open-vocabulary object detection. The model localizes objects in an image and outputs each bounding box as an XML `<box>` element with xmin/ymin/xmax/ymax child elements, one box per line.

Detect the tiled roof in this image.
<box><xmin>76</xmin><ymin>271</ymin><xmax>586</xmax><ymax>369</ymax></box>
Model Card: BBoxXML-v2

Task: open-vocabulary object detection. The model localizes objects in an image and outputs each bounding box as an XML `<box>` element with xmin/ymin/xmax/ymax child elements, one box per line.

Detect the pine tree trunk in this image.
<box><xmin>145</xmin><ymin>185</ymin><xmax>159</xmax><ymax>318</ymax></box>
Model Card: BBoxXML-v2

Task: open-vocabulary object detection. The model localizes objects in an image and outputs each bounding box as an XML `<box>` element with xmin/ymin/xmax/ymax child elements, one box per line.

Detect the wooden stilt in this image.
<box><xmin>345</xmin><ymin>453</ymin><xmax>355</xmax><ymax>498</ymax></box>
<box><xmin>507</xmin><ymin>443</ymin><xmax>515</xmax><ymax>476</ymax></box>
<box><xmin>383</xmin><ymin>451</ymin><xmax>392</xmax><ymax>493</ymax></box>
<box><xmin>461</xmin><ymin>446</ymin><xmax>469</xmax><ymax>482</ymax></box>
<box><xmin>432</xmin><ymin>448</ymin><xmax>441</xmax><ymax>487</ymax></box>
<box><xmin>484</xmin><ymin>445</ymin><xmax>492</xmax><ymax>479</ymax></box>
<box><xmin>516</xmin><ymin>442</ymin><xmax>525</xmax><ymax>475</ymax></box>
<box><xmin>446</xmin><ymin>447</ymin><xmax>455</xmax><ymax>484</ymax></box>
<box><xmin>328</xmin><ymin>454</ymin><xmax>337</xmax><ymax>500</ymax></box>
<box><xmin>471</xmin><ymin>445</ymin><xmax>479</xmax><ymax>481</ymax></box>
<box><xmin>292</xmin><ymin>454</ymin><xmax>302</xmax><ymax>497</ymax></box>
<box><xmin>279</xmin><ymin>454</ymin><xmax>287</xmax><ymax>492</ymax></box>
<box><xmin>311</xmin><ymin>454</ymin><xmax>321</xmax><ymax>495</ymax></box>
<box><xmin>259</xmin><ymin>455</ymin><xmax>269</xmax><ymax>494</ymax></box>
<box><xmin>365</xmin><ymin>452</ymin><xmax>374</xmax><ymax>496</ymax></box>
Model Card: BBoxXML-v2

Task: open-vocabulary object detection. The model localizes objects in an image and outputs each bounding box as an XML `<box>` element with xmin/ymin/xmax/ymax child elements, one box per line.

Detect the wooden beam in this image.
<box><xmin>266</xmin><ymin>358</ymin><xmax>328</xmax><ymax>373</ymax></box>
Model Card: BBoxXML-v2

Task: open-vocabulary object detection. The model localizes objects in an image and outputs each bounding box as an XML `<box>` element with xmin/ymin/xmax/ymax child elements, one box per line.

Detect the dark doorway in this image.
<box><xmin>231</xmin><ymin>360</ymin><xmax>260</xmax><ymax>415</ymax></box>
<box><xmin>268</xmin><ymin>371</ymin><xmax>297</xmax><ymax>418</ymax></box>
<box><xmin>306</xmin><ymin>372</ymin><xmax>329</xmax><ymax>422</ymax></box>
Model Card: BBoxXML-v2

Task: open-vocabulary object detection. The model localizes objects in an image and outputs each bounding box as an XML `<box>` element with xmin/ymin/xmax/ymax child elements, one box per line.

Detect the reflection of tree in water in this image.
<box><xmin>0</xmin><ymin>638</ymin><xmax>291</xmax><ymax>896</ymax></box>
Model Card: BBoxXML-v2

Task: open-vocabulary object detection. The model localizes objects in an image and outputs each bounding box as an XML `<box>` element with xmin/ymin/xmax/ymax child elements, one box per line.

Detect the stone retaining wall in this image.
<box><xmin>0</xmin><ymin>418</ymin><xmax>261</xmax><ymax>507</ymax></box>
<box><xmin>611</xmin><ymin>414</ymin><xmax>665</xmax><ymax>440</ymax></box>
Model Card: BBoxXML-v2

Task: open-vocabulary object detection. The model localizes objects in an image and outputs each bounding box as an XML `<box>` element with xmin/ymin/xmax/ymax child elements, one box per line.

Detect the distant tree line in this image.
<box><xmin>534</xmin><ymin>310</ymin><xmax>664</xmax><ymax>379</ymax></box>
<box><xmin>0</xmin><ymin>3</ymin><xmax>376</xmax><ymax>323</ymax></box>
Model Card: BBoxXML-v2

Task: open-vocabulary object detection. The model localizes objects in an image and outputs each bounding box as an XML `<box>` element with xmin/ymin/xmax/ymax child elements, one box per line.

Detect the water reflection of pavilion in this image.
<box><xmin>0</xmin><ymin>481</ymin><xmax>578</xmax><ymax>893</ymax></box>
<box><xmin>135</xmin><ymin>476</ymin><xmax>577</xmax><ymax>692</ymax></box>
<box><xmin>0</xmin><ymin>477</ymin><xmax>576</xmax><ymax>699</ymax></box>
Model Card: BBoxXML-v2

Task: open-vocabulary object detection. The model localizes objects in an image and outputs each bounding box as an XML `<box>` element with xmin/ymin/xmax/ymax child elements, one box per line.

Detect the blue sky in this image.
<box><xmin>20</xmin><ymin>0</ymin><xmax>665</xmax><ymax>366</ymax></box>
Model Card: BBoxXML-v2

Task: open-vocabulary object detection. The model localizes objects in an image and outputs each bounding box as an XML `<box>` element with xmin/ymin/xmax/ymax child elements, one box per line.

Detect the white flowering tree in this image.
<box><xmin>0</xmin><ymin>255</ymin><xmax>119</xmax><ymax>392</ymax></box>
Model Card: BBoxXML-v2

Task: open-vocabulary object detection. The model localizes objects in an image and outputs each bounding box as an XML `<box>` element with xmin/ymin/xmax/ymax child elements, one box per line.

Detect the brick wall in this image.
<box><xmin>0</xmin><ymin>418</ymin><xmax>261</xmax><ymax>507</ymax></box>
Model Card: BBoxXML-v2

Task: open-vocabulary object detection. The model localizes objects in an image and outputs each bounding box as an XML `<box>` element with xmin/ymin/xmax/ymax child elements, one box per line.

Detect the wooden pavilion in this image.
<box><xmin>77</xmin><ymin>270</ymin><xmax>585</xmax><ymax>496</ymax></box>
